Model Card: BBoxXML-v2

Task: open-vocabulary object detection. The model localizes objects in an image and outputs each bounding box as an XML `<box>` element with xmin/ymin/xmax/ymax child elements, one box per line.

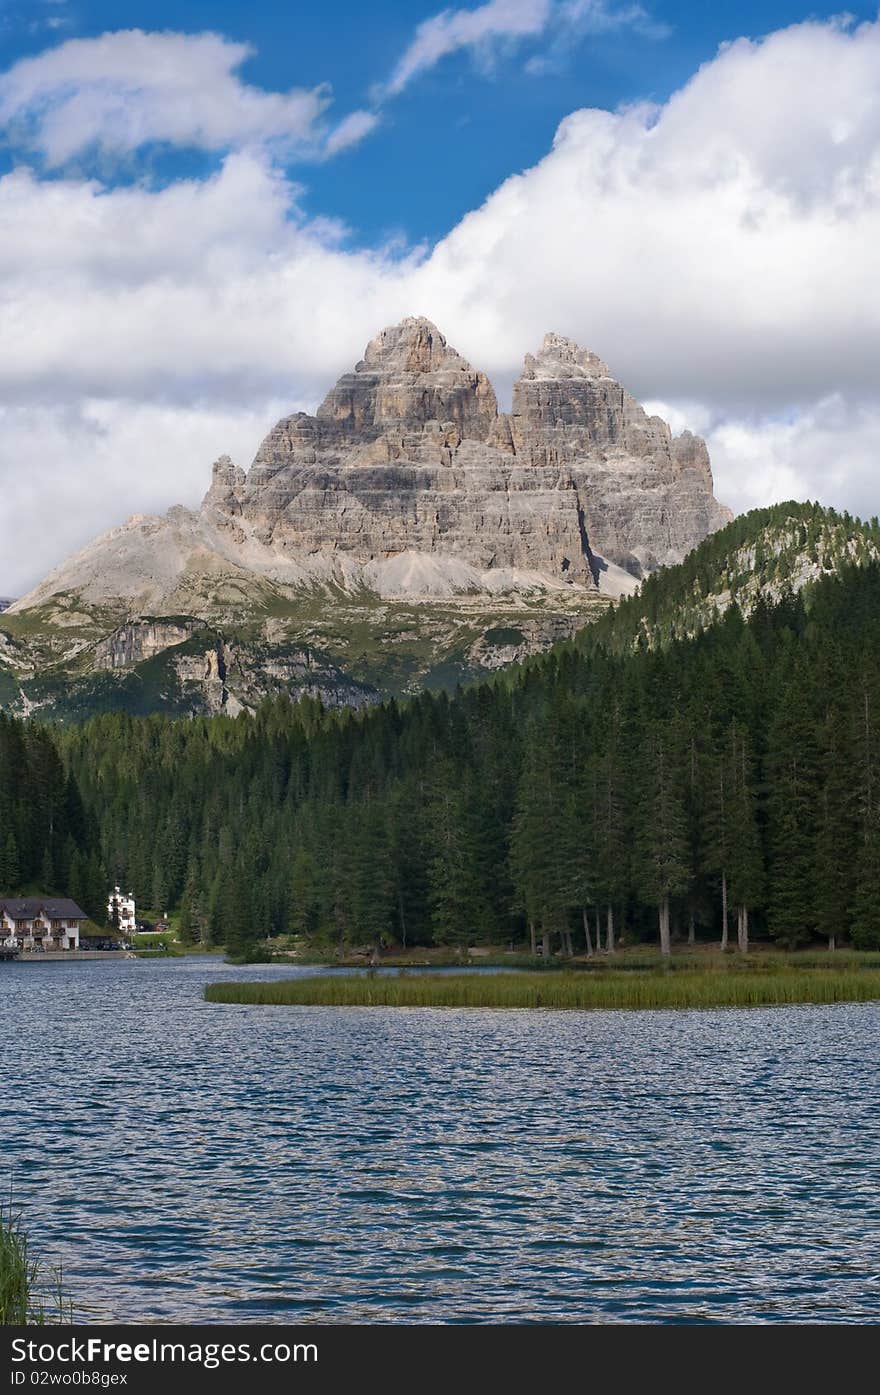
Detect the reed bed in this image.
<box><xmin>0</xmin><ymin>1208</ymin><xmax>35</xmax><ymax>1325</ymax></box>
<box><xmin>0</xmin><ymin>1206</ymin><xmax>67</xmax><ymax>1325</ymax></box>
<box><xmin>205</xmin><ymin>967</ymin><xmax>880</xmax><ymax>1012</ymax></box>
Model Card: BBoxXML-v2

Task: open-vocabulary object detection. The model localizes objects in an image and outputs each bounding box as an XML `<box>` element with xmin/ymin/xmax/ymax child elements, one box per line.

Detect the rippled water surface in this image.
<box><xmin>2</xmin><ymin>955</ymin><xmax>879</xmax><ymax>1324</ymax></box>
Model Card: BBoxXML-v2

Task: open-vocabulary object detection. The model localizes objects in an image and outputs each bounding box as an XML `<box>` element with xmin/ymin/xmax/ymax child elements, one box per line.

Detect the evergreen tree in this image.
<box><xmin>635</xmin><ymin>725</ymin><xmax>690</xmax><ymax>955</ymax></box>
<box><xmin>766</xmin><ymin>654</ymin><xmax>820</xmax><ymax>947</ymax></box>
<box><xmin>289</xmin><ymin>848</ymin><xmax>320</xmax><ymax>940</ymax></box>
<box><xmin>850</xmin><ymin>677</ymin><xmax>880</xmax><ymax>948</ymax></box>
<box><xmin>0</xmin><ymin>830</ymin><xmax>20</xmax><ymax>891</ymax></box>
<box><xmin>725</xmin><ymin>722</ymin><xmax>763</xmax><ymax>952</ymax></box>
<box><xmin>815</xmin><ymin>700</ymin><xmax>857</xmax><ymax>950</ymax></box>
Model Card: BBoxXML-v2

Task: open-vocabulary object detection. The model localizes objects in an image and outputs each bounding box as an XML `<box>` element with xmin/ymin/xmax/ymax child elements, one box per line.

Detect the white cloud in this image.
<box><xmin>386</xmin><ymin>0</ymin><xmax>553</xmax><ymax>95</ymax></box>
<box><xmin>323</xmin><ymin>108</ymin><xmax>382</xmax><ymax>157</ymax></box>
<box><xmin>0</xmin><ymin>29</ymin><xmax>330</xmax><ymax>164</ymax></box>
<box><xmin>0</xmin><ymin>398</ymin><xmax>290</xmax><ymax>595</ymax></box>
<box><xmin>2</xmin><ymin>16</ymin><xmax>880</xmax><ymax>594</ymax></box>
<box><xmin>707</xmin><ymin>398</ymin><xmax>880</xmax><ymax>525</ymax></box>
<box><xmin>0</xmin><ymin>152</ymin><xmax>416</xmax><ymax>410</ymax></box>
<box><xmin>382</xmin><ymin>0</ymin><xmax>657</xmax><ymax>95</ymax></box>
<box><xmin>410</xmin><ymin>16</ymin><xmax>880</xmax><ymax>407</ymax></box>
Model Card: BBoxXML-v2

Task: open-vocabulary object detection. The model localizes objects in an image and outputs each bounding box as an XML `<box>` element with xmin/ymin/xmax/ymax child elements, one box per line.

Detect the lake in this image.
<box><xmin>2</xmin><ymin>954</ymin><xmax>878</xmax><ymax>1324</ymax></box>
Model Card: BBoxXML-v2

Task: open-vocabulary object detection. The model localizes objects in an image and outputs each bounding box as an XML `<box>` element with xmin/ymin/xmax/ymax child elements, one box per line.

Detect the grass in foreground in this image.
<box><xmin>204</xmin><ymin>967</ymin><xmax>880</xmax><ymax>1012</ymax></box>
<box><xmin>0</xmin><ymin>1206</ymin><xmax>68</xmax><ymax>1325</ymax></box>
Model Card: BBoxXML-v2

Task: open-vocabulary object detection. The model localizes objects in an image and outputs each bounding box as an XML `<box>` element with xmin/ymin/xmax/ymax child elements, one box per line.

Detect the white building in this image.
<box><xmin>108</xmin><ymin>886</ymin><xmax>136</xmax><ymax>934</ymax></box>
<box><xmin>0</xmin><ymin>898</ymin><xmax>85</xmax><ymax>950</ymax></box>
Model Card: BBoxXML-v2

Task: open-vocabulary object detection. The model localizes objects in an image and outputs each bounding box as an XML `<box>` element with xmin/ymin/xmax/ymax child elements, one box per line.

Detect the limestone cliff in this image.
<box><xmin>200</xmin><ymin>318</ymin><xmax>729</xmax><ymax>595</ymax></box>
<box><xmin>2</xmin><ymin>317</ymin><xmax>731</xmax><ymax>717</ymax></box>
<box><xmin>13</xmin><ymin>317</ymin><xmax>728</xmax><ymax>619</ymax></box>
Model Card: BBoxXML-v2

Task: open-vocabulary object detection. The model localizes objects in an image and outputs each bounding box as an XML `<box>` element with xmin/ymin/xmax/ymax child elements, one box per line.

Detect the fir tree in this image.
<box><xmin>635</xmin><ymin>725</ymin><xmax>690</xmax><ymax>955</ymax></box>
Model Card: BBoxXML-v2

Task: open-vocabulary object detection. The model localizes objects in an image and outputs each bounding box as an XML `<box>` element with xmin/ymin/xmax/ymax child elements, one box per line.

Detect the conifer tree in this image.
<box><xmin>289</xmin><ymin>848</ymin><xmax>320</xmax><ymax>940</ymax></box>
<box><xmin>0</xmin><ymin>830</ymin><xmax>19</xmax><ymax>891</ymax></box>
<box><xmin>589</xmin><ymin>701</ymin><xmax>630</xmax><ymax>953</ymax></box>
<box><xmin>766</xmin><ymin>653</ymin><xmax>820</xmax><ymax>947</ymax></box>
<box><xmin>725</xmin><ymin>722</ymin><xmax>763</xmax><ymax>952</ymax></box>
<box><xmin>850</xmin><ymin>677</ymin><xmax>880</xmax><ymax>948</ymax></box>
<box><xmin>815</xmin><ymin>700</ymin><xmax>857</xmax><ymax>950</ymax></box>
<box><xmin>635</xmin><ymin>725</ymin><xmax>690</xmax><ymax>955</ymax></box>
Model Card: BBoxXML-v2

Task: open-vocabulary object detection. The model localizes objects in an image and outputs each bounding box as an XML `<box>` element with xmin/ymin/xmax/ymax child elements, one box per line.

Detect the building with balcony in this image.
<box><xmin>0</xmin><ymin>897</ymin><xmax>86</xmax><ymax>950</ymax></box>
<box><xmin>108</xmin><ymin>886</ymin><xmax>136</xmax><ymax>934</ymax></box>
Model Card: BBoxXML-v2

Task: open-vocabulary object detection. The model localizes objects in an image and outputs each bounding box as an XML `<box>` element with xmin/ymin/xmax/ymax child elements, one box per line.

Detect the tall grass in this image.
<box><xmin>0</xmin><ymin>1205</ymin><xmax>69</xmax><ymax>1325</ymax></box>
<box><xmin>205</xmin><ymin>967</ymin><xmax>880</xmax><ymax>1012</ymax></box>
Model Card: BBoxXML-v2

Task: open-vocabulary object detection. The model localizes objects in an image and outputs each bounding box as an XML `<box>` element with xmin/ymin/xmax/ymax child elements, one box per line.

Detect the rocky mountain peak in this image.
<box><xmin>522</xmin><ymin>333</ymin><xmax>611</xmax><ymax>381</ymax></box>
<box><xmin>211</xmin><ymin>454</ymin><xmax>244</xmax><ymax>486</ymax></box>
<box><xmin>202</xmin><ymin>454</ymin><xmax>246</xmax><ymax>513</ymax></box>
<box><xmin>359</xmin><ymin>316</ymin><xmax>455</xmax><ymax>374</ymax></box>
<box><xmin>9</xmin><ymin>318</ymin><xmax>731</xmax><ymax>631</ymax></box>
<box><xmin>511</xmin><ymin>330</ymin><xmax>670</xmax><ymax>462</ymax></box>
<box><xmin>315</xmin><ymin>315</ymin><xmax>498</xmax><ymax>442</ymax></box>
<box><xmin>212</xmin><ymin>318</ymin><xmax>730</xmax><ymax>589</ymax></box>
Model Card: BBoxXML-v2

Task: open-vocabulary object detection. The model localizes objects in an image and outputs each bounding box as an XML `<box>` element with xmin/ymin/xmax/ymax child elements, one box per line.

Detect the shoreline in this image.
<box><xmin>7</xmin><ymin>949</ymin><xmax>137</xmax><ymax>963</ymax></box>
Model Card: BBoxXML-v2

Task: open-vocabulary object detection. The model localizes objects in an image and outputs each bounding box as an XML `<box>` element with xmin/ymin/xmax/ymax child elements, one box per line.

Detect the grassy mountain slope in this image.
<box><xmin>2</xmin><ymin>500</ymin><xmax>878</xmax><ymax>722</ymax></box>
<box><xmin>0</xmin><ymin>585</ymin><xmax>608</xmax><ymax>721</ymax></box>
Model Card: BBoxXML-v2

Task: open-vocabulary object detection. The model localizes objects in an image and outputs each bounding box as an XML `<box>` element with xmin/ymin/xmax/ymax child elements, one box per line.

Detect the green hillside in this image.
<box><xmin>6</xmin><ymin>501</ymin><xmax>880</xmax><ymax>959</ymax></box>
<box><xmin>588</xmin><ymin>500</ymin><xmax>880</xmax><ymax>653</ymax></box>
<box><xmin>6</xmin><ymin>549</ymin><xmax>870</xmax><ymax>958</ymax></box>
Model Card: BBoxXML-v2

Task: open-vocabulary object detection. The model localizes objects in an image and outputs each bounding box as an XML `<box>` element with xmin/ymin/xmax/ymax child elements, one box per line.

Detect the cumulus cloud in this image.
<box><xmin>0</xmin><ymin>152</ymin><xmax>416</xmax><ymax>410</ymax></box>
<box><xmin>0</xmin><ymin>398</ymin><xmax>291</xmax><ymax>595</ymax></box>
<box><xmin>410</xmin><ymin>16</ymin><xmax>880</xmax><ymax>407</ymax></box>
<box><xmin>707</xmin><ymin>399</ymin><xmax>880</xmax><ymax>525</ymax></box>
<box><xmin>2</xmin><ymin>16</ymin><xmax>880</xmax><ymax>593</ymax></box>
<box><xmin>0</xmin><ymin>29</ymin><xmax>332</xmax><ymax>163</ymax></box>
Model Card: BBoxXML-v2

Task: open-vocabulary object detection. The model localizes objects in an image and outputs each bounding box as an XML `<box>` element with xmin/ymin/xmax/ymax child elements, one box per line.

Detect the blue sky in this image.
<box><xmin>2</xmin><ymin>0</ymin><xmax>877</xmax><ymax>243</ymax></box>
<box><xmin>1</xmin><ymin>1</ymin><xmax>880</xmax><ymax>593</ymax></box>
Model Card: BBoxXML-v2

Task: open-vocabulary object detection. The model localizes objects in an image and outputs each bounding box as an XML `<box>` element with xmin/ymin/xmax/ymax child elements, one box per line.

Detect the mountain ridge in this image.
<box><xmin>3</xmin><ymin>502</ymin><xmax>878</xmax><ymax>722</ymax></box>
<box><xmin>2</xmin><ymin>316</ymin><xmax>735</xmax><ymax>718</ymax></box>
<box><xmin>10</xmin><ymin>317</ymin><xmax>729</xmax><ymax>617</ymax></box>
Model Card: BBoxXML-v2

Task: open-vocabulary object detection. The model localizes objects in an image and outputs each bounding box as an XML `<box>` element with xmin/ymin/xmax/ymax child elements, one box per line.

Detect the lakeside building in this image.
<box><xmin>0</xmin><ymin>898</ymin><xmax>86</xmax><ymax>950</ymax></box>
<box><xmin>108</xmin><ymin>886</ymin><xmax>136</xmax><ymax>934</ymax></box>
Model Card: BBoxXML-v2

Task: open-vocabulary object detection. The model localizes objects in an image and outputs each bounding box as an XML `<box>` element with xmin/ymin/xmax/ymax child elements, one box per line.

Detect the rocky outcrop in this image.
<box><xmin>11</xmin><ymin>318</ymin><xmax>728</xmax><ymax>619</ymax></box>
<box><xmin>167</xmin><ymin>635</ymin><xmax>375</xmax><ymax>717</ymax></box>
<box><xmin>2</xmin><ymin>317</ymin><xmax>730</xmax><ymax>716</ymax></box>
<box><xmin>93</xmin><ymin>621</ymin><xmax>201</xmax><ymax>670</ymax></box>
<box><xmin>195</xmin><ymin>317</ymin><xmax>729</xmax><ymax>599</ymax></box>
<box><xmin>313</xmin><ymin>317</ymin><xmax>499</xmax><ymax>443</ymax></box>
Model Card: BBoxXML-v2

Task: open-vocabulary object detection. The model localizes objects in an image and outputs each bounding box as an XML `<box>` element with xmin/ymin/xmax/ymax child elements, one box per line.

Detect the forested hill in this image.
<box><xmin>36</xmin><ymin>556</ymin><xmax>880</xmax><ymax>958</ymax></box>
<box><xmin>584</xmin><ymin>500</ymin><xmax>880</xmax><ymax>653</ymax></box>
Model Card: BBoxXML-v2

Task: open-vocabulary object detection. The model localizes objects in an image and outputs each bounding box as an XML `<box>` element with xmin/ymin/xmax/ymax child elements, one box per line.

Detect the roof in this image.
<box><xmin>0</xmin><ymin>897</ymin><xmax>87</xmax><ymax>920</ymax></box>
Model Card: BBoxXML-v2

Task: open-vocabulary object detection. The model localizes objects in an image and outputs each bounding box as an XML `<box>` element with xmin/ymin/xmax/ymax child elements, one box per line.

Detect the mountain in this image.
<box><xmin>2</xmin><ymin>317</ymin><xmax>730</xmax><ymax>719</ymax></box>
<box><xmin>587</xmin><ymin>501</ymin><xmax>880</xmax><ymax>654</ymax></box>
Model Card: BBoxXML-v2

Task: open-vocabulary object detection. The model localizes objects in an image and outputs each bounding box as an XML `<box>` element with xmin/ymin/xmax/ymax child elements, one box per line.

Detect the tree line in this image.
<box><xmin>18</xmin><ymin>557</ymin><xmax>874</xmax><ymax>957</ymax></box>
<box><xmin>0</xmin><ymin>712</ymin><xmax>104</xmax><ymax>919</ymax></box>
